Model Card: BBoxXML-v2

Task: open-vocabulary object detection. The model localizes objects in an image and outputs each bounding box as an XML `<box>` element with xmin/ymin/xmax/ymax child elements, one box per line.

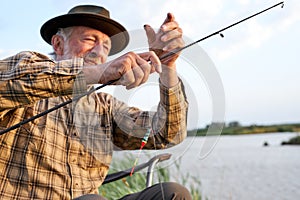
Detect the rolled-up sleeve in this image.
<box><xmin>0</xmin><ymin>51</ymin><xmax>87</xmax><ymax>111</ymax></box>
<box><xmin>155</xmin><ymin>79</ymin><xmax>188</xmax><ymax>146</ymax></box>
<box><xmin>112</xmin><ymin>79</ymin><xmax>188</xmax><ymax>150</ymax></box>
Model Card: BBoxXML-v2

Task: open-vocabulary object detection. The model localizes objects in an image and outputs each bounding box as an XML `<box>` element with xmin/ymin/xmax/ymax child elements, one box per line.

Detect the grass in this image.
<box><xmin>99</xmin><ymin>154</ymin><xmax>204</xmax><ymax>199</ymax></box>
<box><xmin>281</xmin><ymin>135</ymin><xmax>300</xmax><ymax>145</ymax></box>
<box><xmin>189</xmin><ymin>123</ymin><xmax>300</xmax><ymax>136</ymax></box>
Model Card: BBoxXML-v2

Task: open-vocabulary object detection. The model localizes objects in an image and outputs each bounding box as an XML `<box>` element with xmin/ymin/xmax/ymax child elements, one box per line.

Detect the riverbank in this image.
<box><xmin>188</xmin><ymin>123</ymin><xmax>300</xmax><ymax>144</ymax></box>
<box><xmin>188</xmin><ymin>123</ymin><xmax>300</xmax><ymax>136</ymax></box>
<box><xmin>281</xmin><ymin>135</ymin><xmax>300</xmax><ymax>145</ymax></box>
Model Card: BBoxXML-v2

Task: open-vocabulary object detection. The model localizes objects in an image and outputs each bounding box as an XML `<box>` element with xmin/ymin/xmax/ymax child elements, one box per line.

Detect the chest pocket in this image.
<box><xmin>71</xmin><ymin>94</ymin><xmax>113</xmax><ymax>168</ymax></box>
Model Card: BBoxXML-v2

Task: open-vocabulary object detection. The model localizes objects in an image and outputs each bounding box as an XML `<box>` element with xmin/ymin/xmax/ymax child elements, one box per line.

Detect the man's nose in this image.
<box><xmin>92</xmin><ymin>43</ymin><xmax>106</xmax><ymax>56</ymax></box>
<box><xmin>90</xmin><ymin>44</ymin><xmax>107</xmax><ymax>62</ymax></box>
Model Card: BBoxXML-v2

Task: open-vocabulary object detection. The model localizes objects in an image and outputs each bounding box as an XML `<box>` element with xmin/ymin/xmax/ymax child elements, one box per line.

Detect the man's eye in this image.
<box><xmin>104</xmin><ymin>45</ymin><xmax>110</xmax><ymax>52</ymax></box>
<box><xmin>84</xmin><ymin>38</ymin><xmax>96</xmax><ymax>42</ymax></box>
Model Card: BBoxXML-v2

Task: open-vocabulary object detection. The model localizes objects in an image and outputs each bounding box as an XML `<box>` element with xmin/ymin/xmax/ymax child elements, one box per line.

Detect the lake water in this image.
<box><xmin>112</xmin><ymin>132</ymin><xmax>300</xmax><ymax>200</ymax></box>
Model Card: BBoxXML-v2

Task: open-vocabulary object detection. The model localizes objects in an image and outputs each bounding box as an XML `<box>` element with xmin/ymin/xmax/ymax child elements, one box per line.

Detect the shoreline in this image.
<box><xmin>187</xmin><ymin>123</ymin><xmax>300</xmax><ymax>145</ymax></box>
<box><xmin>188</xmin><ymin>123</ymin><xmax>300</xmax><ymax>136</ymax></box>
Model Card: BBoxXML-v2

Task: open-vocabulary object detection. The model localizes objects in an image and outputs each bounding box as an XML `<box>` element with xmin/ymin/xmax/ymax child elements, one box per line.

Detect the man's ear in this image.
<box><xmin>51</xmin><ymin>35</ymin><xmax>64</xmax><ymax>56</ymax></box>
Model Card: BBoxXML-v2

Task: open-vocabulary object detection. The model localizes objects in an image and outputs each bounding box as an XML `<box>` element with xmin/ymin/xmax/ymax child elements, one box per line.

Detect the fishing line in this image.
<box><xmin>0</xmin><ymin>1</ymin><xmax>284</xmax><ymax>135</ymax></box>
<box><xmin>159</xmin><ymin>1</ymin><xmax>284</xmax><ymax>60</ymax></box>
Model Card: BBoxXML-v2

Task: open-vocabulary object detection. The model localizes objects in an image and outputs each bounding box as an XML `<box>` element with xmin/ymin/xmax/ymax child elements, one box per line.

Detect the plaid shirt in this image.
<box><xmin>0</xmin><ymin>51</ymin><xmax>188</xmax><ymax>199</ymax></box>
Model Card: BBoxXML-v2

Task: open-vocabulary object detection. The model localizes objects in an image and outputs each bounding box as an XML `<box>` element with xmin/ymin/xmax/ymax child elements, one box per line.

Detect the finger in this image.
<box><xmin>161</xmin><ymin>21</ymin><xmax>180</xmax><ymax>33</ymax></box>
<box><xmin>139</xmin><ymin>52</ymin><xmax>162</xmax><ymax>73</ymax></box>
<box><xmin>160</xmin><ymin>13</ymin><xmax>177</xmax><ymax>31</ymax></box>
<box><xmin>118</xmin><ymin>69</ymin><xmax>134</xmax><ymax>88</ymax></box>
<box><xmin>126</xmin><ymin>66</ymin><xmax>145</xmax><ymax>89</ymax></box>
<box><xmin>162</xmin><ymin>13</ymin><xmax>175</xmax><ymax>25</ymax></box>
<box><xmin>121</xmin><ymin>54</ymin><xmax>149</xmax><ymax>89</ymax></box>
<box><xmin>144</xmin><ymin>24</ymin><xmax>156</xmax><ymax>44</ymax></box>
<box><xmin>136</xmin><ymin>59</ymin><xmax>151</xmax><ymax>84</ymax></box>
<box><xmin>113</xmin><ymin>52</ymin><xmax>138</xmax><ymax>87</ymax></box>
<box><xmin>161</xmin><ymin>27</ymin><xmax>183</xmax><ymax>43</ymax></box>
<box><xmin>163</xmin><ymin>38</ymin><xmax>185</xmax><ymax>52</ymax></box>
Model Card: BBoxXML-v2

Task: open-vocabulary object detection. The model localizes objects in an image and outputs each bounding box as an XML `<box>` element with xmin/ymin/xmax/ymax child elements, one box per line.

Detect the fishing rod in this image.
<box><xmin>0</xmin><ymin>79</ymin><xmax>118</xmax><ymax>135</ymax></box>
<box><xmin>160</xmin><ymin>1</ymin><xmax>284</xmax><ymax>60</ymax></box>
<box><xmin>0</xmin><ymin>1</ymin><xmax>284</xmax><ymax>135</ymax></box>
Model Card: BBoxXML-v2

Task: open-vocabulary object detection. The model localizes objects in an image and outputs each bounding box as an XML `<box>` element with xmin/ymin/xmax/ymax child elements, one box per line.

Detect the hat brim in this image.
<box><xmin>40</xmin><ymin>13</ymin><xmax>129</xmax><ymax>55</ymax></box>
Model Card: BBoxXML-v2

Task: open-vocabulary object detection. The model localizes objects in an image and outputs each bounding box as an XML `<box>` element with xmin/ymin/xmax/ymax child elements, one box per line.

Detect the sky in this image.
<box><xmin>0</xmin><ymin>0</ymin><xmax>299</xmax><ymax>129</ymax></box>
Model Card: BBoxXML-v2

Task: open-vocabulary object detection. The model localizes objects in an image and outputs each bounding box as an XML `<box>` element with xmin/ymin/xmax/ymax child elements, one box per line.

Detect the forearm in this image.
<box><xmin>82</xmin><ymin>65</ymin><xmax>101</xmax><ymax>85</ymax></box>
<box><xmin>159</xmin><ymin>64</ymin><xmax>179</xmax><ymax>88</ymax></box>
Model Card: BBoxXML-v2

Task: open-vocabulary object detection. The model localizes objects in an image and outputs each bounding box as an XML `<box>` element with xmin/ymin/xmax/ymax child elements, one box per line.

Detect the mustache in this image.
<box><xmin>83</xmin><ymin>52</ymin><xmax>102</xmax><ymax>65</ymax></box>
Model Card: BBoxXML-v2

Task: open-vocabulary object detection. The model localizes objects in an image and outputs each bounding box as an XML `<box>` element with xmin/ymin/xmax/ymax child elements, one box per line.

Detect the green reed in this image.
<box><xmin>99</xmin><ymin>154</ymin><xmax>204</xmax><ymax>200</ymax></box>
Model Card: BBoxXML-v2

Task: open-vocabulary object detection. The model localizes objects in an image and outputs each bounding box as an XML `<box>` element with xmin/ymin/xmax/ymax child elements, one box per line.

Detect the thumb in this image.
<box><xmin>162</xmin><ymin>13</ymin><xmax>175</xmax><ymax>24</ymax></box>
<box><xmin>144</xmin><ymin>24</ymin><xmax>156</xmax><ymax>44</ymax></box>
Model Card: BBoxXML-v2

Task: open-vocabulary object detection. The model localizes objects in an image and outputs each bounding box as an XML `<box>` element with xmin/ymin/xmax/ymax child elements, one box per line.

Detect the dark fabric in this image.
<box><xmin>118</xmin><ymin>182</ymin><xmax>192</xmax><ymax>200</ymax></box>
<box><xmin>74</xmin><ymin>182</ymin><xmax>192</xmax><ymax>200</ymax></box>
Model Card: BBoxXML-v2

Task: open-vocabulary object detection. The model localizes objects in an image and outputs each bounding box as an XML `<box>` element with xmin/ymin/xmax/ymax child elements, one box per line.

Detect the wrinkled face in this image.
<box><xmin>54</xmin><ymin>26</ymin><xmax>112</xmax><ymax>65</ymax></box>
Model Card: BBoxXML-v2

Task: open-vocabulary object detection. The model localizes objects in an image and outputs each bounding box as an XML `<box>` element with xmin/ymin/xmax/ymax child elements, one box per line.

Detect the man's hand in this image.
<box><xmin>93</xmin><ymin>51</ymin><xmax>161</xmax><ymax>89</ymax></box>
<box><xmin>83</xmin><ymin>13</ymin><xmax>184</xmax><ymax>89</ymax></box>
<box><xmin>144</xmin><ymin>13</ymin><xmax>184</xmax><ymax>68</ymax></box>
<box><xmin>144</xmin><ymin>13</ymin><xmax>184</xmax><ymax>87</ymax></box>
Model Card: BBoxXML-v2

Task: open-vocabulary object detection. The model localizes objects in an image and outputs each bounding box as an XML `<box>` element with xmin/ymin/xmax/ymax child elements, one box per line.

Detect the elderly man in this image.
<box><xmin>0</xmin><ymin>5</ymin><xmax>190</xmax><ymax>200</ymax></box>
